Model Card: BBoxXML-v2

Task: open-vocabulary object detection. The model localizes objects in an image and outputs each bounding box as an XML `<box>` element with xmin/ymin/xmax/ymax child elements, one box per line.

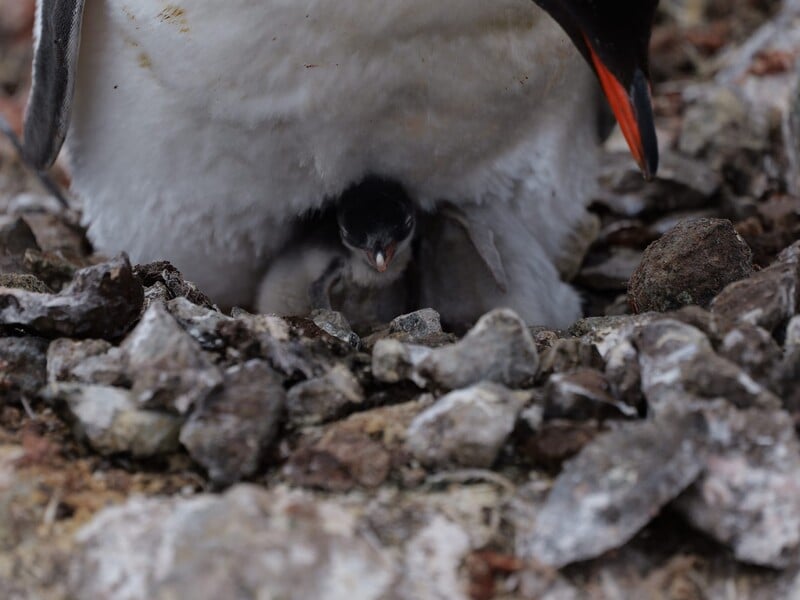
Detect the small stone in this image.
<box><xmin>717</xmin><ymin>324</ymin><xmax>782</xmax><ymax>387</ymax></box>
<box><xmin>406</xmin><ymin>383</ymin><xmax>529</xmax><ymax>469</ymax></box>
<box><xmin>0</xmin><ymin>273</ymin><xmax>50</xmax><ymax>293</ymax></box>
<box><xmin>388</xmin><ymin>308</ymin><xmax>444</xmax><ymax>343</ymax></box>
<box><xmin>518</xmin><ymin>421</ymin><xmax>601</xmax><ymax>473</ymax></box>
<box><xmin>165</xmin><ymin>296</ymin><xmax>231</xmax><ymax>350</ymax></box>
<box><xmin>636</xmin><ymin>319</ymin><xmax>780</xmax><ymax>415</ymax></box>
<box><xmin>711</xmin><ymin>241</ymin><xmax>800</xmax><ymax>333</ymax></box>
<box><xmin>0</xmin><ymin>255</ymin><xmax>144</xmax><ymax>339</ymax></box>
<box><xmin>629</xmin><ymin>218</ymin><xmax>753</xmax><ymax>314</ymax></box>
<box><xmin>373</xmin><ymin>309</ymin><xmax>539</xmax><ymax>390</ymax></box>
<box><xmin>0</xmin><ymin>336</ymin><xmax>48</xmax><ymax>398</ymax></box>
<box><xmin>133</xmin><ymin>261</ymin><xmax>213</xmax><ymax>308</ymax></box>
<box><xmin>544</xmin><ymin>369</ymin><xmax>638</xmax><ymax>421</ymax></box>
<box><xmin>519</xmin><ymin>412</ymin><xmax>708</xmax><ymax>568</ymax></box>
<box><xmin>286</xmin><ymin>364</ymin><xmax>364</xmax><ymax>427</ymax></box>
<box><xmin>537</xmin><ymin>338</ymin><xmax>605</xmax><ymax>380</ymax></box>
<box><xmin>180</xmin><ymin>360</ymin><xmax>285</xmax><ymax>485</ymax></box>
<box><xmin>122</xmin><ymin>302</ymin><xmax>222</xmax><ymax>413</ymax></box>
<box><xmin>46</xmin><ymin>338</ymin><xmax>127</xmax><ymax>386</ymax></box>
<box><xmin>787</xmin><ymin>316</ymin><xmax>800</xmax><ymax>346</ymax></box>
<box><xmin>311</xmin><ymin>309</ymin><xmax>360</xmax><ymax>348</ymax></box>
<box><xmin>69</xmin><ymin>486</ymin><xmax>396</xmax><ymax>599</ymax></box>
<box><xmin>44</xmin><ymin>383</ymin><xmax>181</xmax><ymax>457</ymax></box>
<box><xmin>678</xmin><ymin>406</ymin><xmax>800</xmax><ymax>568</ymax></box>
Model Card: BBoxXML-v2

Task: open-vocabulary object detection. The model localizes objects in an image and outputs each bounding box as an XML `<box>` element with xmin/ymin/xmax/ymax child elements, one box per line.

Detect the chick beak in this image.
<box><xmin>368</xmin><ymin>244</ymin><xmax>396</xmax><ymax>273</ymax></box>
<box><xmin>584</xmin><ymin>37</ymin><xmax>659</xmax><ymax>180</ymax></box>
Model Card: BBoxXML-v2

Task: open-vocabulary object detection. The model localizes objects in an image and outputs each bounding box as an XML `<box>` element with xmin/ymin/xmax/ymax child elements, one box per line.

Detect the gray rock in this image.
<box><xmin>635</xmin><ymin>319</ymin><xmax>780</xmax><ymax>415</ymax></box>
<box><xmin>717</xmin><ymin>323</ymin><xmax>782</xmax><ymax>387</ymax></box>
<box><xmin>406</xmin><ymin>383</ymin><xmax>529</xmax><ymax>469</ymax></box>
<box><xmin>711</xmin><ymin>241</ymin><xmax>800</xmax><ymax>333</ymax></box>
<box><xmin>389</xmin><ymin>308</ymin><xmax>444</xmax><ymax>343</ymax></box>
<box><xmin>545</xmin><ymin>369</ymin><xmax>638</xmax><ymax>421</ymax></box>
<box><xmin>69</xmin><ymin>485</ymin><xmax>396</xmax><ymax>600</ymax></box>
<box><xmin>537</xmin><ymin>337</ymin><xmax>605</xmax><ymax>380</ymax></box>
<box><xmin>180</xmin><ymin>360</ymin><xmax>285</xmax><ymax>486</ymax></box>
<box><xmin>133</xmin><ymin>261</ymin><xmax>213</xmax><ymax>308</ymax></box>
<box><xmin>44</xmin><ymin>383</ymin><xmax>181</xmax><ymax>457</ymax></box>
<box><xmin>286</xmin><ymin>364</ymin><xmax>364</xmax><ymax>427</ymax></box>
<box><xmin>0</xmin><ymin>336</ymin><xmax>48</xmax><ymax>398</ymax></box>
<box><xmin>678</xmin><ymin>406</ymin><xmax>800</xmax><ymax>568</ymax></box>
<box><xmin>0</xmin><ymin>255</ymin><xmax>144</xmax><ymax>339</ymax></box>
<box><xmin>519</xmin><ymin>412</ymin><xmax>708</xmax><ymax>568</ymax></box>
<box><xmin>311</xmin><ymin>309</ymin><xmax>360</xmax><ymax>348</ymax></box>
<box><xmin>373</xmin><ymin>309</ymin><xmax>539</xmax><ymax>390</ymax></box>
<box><xmin>46</xmin><ymin>338</ymin><xmax>128</xmax><ymax>386</ymax></box>
<box><xmin>166</xmin><ymin>296</ymin><xmax>231</xmax><ymax>350</ymax></box>
<box><xmin>629</xmin><ymin>219</ymin><xmax>753</xmax><ymax>314</ymax></box>
<box><xmin>122</xmin><ymin>302</ymin><xmax>222</xmax><ymax>413</ymax></box>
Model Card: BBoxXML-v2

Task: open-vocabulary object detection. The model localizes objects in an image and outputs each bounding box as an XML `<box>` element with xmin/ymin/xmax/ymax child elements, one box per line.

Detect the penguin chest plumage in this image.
<box><xmin>65</xmin><ymin>0</ymin><xmax>599</xmax><ymax>311</ymax></box>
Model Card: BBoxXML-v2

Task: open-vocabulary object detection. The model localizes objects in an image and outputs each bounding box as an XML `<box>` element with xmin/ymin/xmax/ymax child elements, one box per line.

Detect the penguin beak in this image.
<box><xmin>367</xmin><ymin>243</ymin><xmax>396</xmax><ymax>273</ymax></box>
<box><xmin>585</xmin><ymin>39</ymin><xmax>659</xmax><ymax>180</ymax></box>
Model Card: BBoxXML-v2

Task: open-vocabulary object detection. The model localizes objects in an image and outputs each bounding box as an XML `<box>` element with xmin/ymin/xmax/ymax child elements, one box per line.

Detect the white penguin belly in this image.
<box><xmin>68</xmin><ymin>0</ymin><xmax>596</xmax><ymax>310</ymax></box>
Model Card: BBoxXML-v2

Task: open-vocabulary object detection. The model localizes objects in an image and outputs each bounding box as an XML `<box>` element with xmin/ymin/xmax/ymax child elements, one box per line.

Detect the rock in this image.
<box><xmin>46</xmin><ymin>338</ymin><xmax>128</xmax><ymax>386</ymax></box>
<box><xmin>636</xmin><ymin>319</ymin><xmax>781</xmax><ymax>414</ymax></box>
<box><xmin>122</xmin><ymin>302</ymin><xmax>222</xmax><ymax>413</ymax></box>
<box><xmin>0</xmin><ymin>217</ymin><xmax>38</xmax><ymax>274</ymax></box>
<box><xmin>44</xmin><ymin>383</ymin><xmax>181</xmax><ymax>457</ymax></box>
<box><xmin>519</xmin><ymin>412</ymin><xmax>708</xmax><ymax>568</ymax></box>
<box><xmin>165</xmin><ymin>296</ymin><xmax>231</xmax><ymax>350</ymax></box>
<box><xmin>537</xmin><ymin>337</ymin><xmax>605</xmax><ymax>380</ymax></box>
<box><xmin>21</xmin><ymin>248</ymin><xmax>78</xmax><ymax>290</ymax></box>
<box><xmin>518</xmin><ymin>421</ymin><xmax>601</xmax><ymax>473</ymax></box>
<box><xmin>373</xmin><ymin>309</ymin><xmax>539</xmax><ymax>390</ymax></box>
<box><xmin>310</xmin><ymin>309</ymin><xmax>360</xmax><ymax>348</ymax></box>
<box><xmin>544</xmin><ymin>369</ymin><xmax>638</xmax><ymax>421</ymax></box>
<box><xmin>711</xmin><ymin>241</ymin><xmax>800</xmax><ymax>333</ymax></box>
<box><xmin>180</xmin><ymin>360</ymin><xmax>285</xmax><ymax>486</ymax></box>
<box><xmin>0</xmin><ymin>273</ymin><xmax>50</xmax><ymax>293</ymax></box>
<box><xmin>629</xmin><ymin>218</ymin><xmax>753</xmax><ymax>314</ymax></box>
<box><xmin>0</xmin><ymin>336</ymin><xmax>47</xmax><ymax>398</ymax></box>
<box><xmin>389</xmin><ymin>308</ymin><xmax>445</xmax><ymax>343</ymax></box>
<box><xmin>133</xmin><ymin>261</ymin><xmax>213</xmax><ymax>308</ymax></box>
<box><xmin>678</xmin><ymin>406</ymin><xmax>800</xmax><ymax>568</ymax></box>
<box><xmin>787</xmin><ymin>315</ymin><xmax>800</xmax><ymax>346</ymax></box>
<box><xmin>717</xmin><ymin>323</ymin><xmax>782</xmax><ymax>387</ymax></box>
<box><xmin>69</xmin><ymin>485</ymin><xmax>396</xmax><ymax>599</ymax></box>
<box><xmin>286</xmin><ymin>364</ymin><xmax>364</xmax><ymax>427</ymax></box>
<box><xmin>285</xmin><ymin>399</ymin><xmax>429</xmax><ymax>491</ymax></box>
<box><xmin>406</xmin><ymin>383</ymin><xmax>528</xmax><ymax>469</ymax></box>
<box><xmin>0</xmin><ymin>255</ymin><xmax>144</xmax><ymax>339</ymax></box>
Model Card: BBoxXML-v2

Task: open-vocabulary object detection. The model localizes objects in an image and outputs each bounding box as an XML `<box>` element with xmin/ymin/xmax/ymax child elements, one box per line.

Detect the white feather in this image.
<box><xmin>66</xmin><ymin>0</ymin><xmax>598</xmax><ymax>323</ymax></box>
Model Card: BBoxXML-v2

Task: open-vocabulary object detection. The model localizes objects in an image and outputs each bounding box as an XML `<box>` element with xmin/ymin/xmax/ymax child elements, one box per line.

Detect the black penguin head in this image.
<box><xmin>535</xmin><ymin>0</ymin><xmax>660</xmax><ymax>179</ymax></box>
<box><xmin>336</xmin><ymin>176</ymin><xmax>416</xmax><ymax>273</ymax></box>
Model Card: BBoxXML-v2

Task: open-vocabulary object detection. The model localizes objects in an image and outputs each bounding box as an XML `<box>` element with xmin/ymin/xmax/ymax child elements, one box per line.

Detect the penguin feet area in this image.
<box><xmin>3</xmin><ymin>1</ymin><xmax>800</xmax><ymax>598</ymax></box>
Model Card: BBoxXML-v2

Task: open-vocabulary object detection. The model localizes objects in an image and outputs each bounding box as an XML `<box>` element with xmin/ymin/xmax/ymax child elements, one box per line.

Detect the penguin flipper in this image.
<box><xmin>440</xmin><ymin>205</ymin><xmax>510</xmax><ymax>293</ymax></box>
<box><xmin>23</xmin><ymin>0</ymin><xmax>86</xmax><ymax>170</ymax></box>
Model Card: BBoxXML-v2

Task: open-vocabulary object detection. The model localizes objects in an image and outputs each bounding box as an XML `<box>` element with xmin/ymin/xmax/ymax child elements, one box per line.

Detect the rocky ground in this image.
<box><xmin>2</xmin><ymin>1</ymin><xmax>800</xmax><ymax>598</ymax></box>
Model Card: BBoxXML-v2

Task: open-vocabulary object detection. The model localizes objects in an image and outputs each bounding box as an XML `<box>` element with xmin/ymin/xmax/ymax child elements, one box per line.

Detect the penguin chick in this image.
<box><xmin>335</xmin><ymin>176</ymin><xmax>416</xmax><ymax>287</ymax></box>
<box><xmin>257</xmin><ymin>177</ymin><xmax>416</xmax><ymax>324</ymax></box>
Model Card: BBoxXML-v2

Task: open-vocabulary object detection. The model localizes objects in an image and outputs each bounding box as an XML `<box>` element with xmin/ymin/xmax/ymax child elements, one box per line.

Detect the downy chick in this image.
<box><xmin>256</xmin><ymin>176</ymin><xmax>416</xmax><ymax>327</ymax></box>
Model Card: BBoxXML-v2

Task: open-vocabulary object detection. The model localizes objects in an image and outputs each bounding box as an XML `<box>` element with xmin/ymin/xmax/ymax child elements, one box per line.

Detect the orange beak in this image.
<box><xmin>585</xmin><ymin>36</ymin><xmax>659</xmax><ymax>180</ymax></box>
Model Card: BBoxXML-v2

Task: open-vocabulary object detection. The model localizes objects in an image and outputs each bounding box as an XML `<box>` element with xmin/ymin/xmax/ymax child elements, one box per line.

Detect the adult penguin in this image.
<box><xmin>22</xmin><ymin>0</ymin><xmax>658</xmax><ymax>326</ymax></box>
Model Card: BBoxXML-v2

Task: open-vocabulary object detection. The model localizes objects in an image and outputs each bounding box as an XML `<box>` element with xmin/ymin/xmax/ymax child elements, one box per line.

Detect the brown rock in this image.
<box><xmin>629</xmin><ymin>218</ymin><xmax>753</xmax><ymax>314</ymax></box>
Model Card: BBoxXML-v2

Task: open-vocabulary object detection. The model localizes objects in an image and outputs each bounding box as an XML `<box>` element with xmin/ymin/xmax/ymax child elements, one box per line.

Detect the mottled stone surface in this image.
<box><xmin>286</xmin><ymin>363</ymin><xmax>364</xmax><ymax>427</ymax></box>
<box><xmin>0</xmin><ymin>255</ymin><xmax>144</xmax><ymax>339</ymax></box>
<box><xmin>629</xmin><ymin>218</ymin><xmax>753</xmax><ymax>313</ymax></box>
<box><xmin>520</xmin><ymin>413</ymin><xmax>708</xmax><ymax>568</ymax></box>
<box><xmin>180</xmin><ymin>361</ymin><xmax>285</xmax><ymax>485</ymax></box>
<box><xmin>406</xmin><ymin>383</ymin><xmax>529</xmax><ymax>469</ymax></box>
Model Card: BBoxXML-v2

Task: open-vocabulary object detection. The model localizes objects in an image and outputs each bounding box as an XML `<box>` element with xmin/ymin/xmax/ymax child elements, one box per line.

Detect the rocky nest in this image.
<box><xmin>2</xmin><ymin>1</ymin><xmax>800</xmax><ymax>598</ymax></box>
